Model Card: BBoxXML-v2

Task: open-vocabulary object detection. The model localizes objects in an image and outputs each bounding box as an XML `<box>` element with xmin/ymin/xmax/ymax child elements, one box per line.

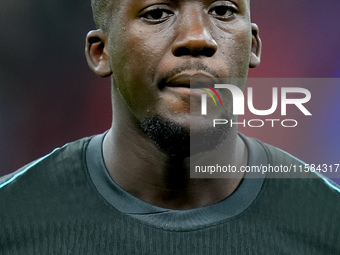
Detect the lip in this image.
<box><xmin>164</xmin><ymin>71</ymin><xmax>217</xmax><ymax>89</ymax></box>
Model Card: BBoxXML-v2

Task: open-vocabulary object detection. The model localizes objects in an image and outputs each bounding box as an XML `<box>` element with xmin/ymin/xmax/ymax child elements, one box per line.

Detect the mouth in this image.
<box><xmin>160</xmin><ymin>70</ymin><xmax>217</xmax><ymax>92</ymax></box>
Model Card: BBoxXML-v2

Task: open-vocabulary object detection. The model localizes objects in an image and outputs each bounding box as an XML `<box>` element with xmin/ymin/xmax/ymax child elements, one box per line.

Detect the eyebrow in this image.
<box><xmin>160</xmin><ymin>0</ymin><xmax>247</xmax><ymax>8</ymax></box>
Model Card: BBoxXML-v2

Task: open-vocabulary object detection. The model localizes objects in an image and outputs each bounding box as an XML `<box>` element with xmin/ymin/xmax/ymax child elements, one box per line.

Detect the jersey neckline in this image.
<box><xmin>86</xmin><ymin>133</ymin><xmax>267</xmax><ymax>231</ymax></box>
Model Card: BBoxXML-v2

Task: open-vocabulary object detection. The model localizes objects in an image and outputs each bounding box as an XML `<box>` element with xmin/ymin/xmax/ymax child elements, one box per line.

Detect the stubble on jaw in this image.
<box><xmin>140</xmin><ymin>114</ymin><xmax>232</xmax><ymax>158</ymax></box>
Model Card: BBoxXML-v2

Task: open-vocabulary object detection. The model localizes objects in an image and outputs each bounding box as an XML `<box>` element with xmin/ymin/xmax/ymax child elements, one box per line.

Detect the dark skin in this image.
<box><xmin>85</xmin><ymin>0</ymin><xmax>261</xmax><ymax>210</ymax></box>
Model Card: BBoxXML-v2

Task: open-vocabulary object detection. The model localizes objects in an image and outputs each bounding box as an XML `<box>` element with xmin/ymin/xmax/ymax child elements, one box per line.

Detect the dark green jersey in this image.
<box><xmin>1</xmin><ymin>134</ymin><xmax>339</xmax><ymax>254</ymax></box>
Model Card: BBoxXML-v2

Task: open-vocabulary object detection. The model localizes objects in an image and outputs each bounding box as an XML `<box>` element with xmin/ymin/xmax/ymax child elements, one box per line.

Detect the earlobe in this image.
<box><xmin>249</xmin><ymin>23</ymin><xmax>262</xmax><ymax>68</ymax></box>
<box><xmin>85</xmin><ymin>29</ymin><xmax>112</xmax><ymax>77</ymax></box>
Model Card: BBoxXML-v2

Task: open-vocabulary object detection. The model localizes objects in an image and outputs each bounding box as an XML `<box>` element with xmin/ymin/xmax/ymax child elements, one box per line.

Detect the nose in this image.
<box><xmin>171</xmin><ymin>10</ymin><xmax>218</xmax><ymax>58</ymax></box>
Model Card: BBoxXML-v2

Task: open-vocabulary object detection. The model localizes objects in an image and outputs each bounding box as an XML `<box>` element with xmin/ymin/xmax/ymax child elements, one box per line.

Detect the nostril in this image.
<box><xmin>201</xmin><ymin>47</ymin><xmax>216</xmax><ymax>57</ymax></box>
<box><xmin>172</xmin><ymin>43</ymin><xmax>217</xmax><ymax>57</ymax></box>
<box><xmin>172</xmin><ymin>47</ymin><xmax>191</xmax><ymax>57</ymax></box>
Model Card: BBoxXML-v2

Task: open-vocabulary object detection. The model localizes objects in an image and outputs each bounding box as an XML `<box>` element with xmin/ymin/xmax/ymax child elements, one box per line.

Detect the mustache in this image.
<box><xmin>159</xmin><ymin>62</ymin><xmax>221</xmax><ymax>88</ymax></box>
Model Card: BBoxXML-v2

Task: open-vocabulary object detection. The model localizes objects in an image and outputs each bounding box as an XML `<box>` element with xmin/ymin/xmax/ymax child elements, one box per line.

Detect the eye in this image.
<box><xmin>141</xmin><ymin>8</ymin><xmax>174</xmax><ymax>23</ymax></box>
<box><xmin>209</xmin><ymin>3</ymin><xmax>237</xmax><ymax>21</ymax></box>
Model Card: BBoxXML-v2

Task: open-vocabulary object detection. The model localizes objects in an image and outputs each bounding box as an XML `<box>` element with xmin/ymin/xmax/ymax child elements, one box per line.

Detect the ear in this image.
<box><xmin>85</xmin><ymin>29</ymin><xmax>112</xmax><ymax>77</ymax></box>
<box><xmin>249</xmin><ymin>23</ymin><xmax>262</xmax><ymax>68</ymax></box>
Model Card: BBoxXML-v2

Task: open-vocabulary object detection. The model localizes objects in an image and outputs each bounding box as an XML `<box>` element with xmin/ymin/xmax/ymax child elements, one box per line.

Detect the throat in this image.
<box><xmin>102</xmin><ymin>121</ymin><xmax>247</xmax><ymax>210</ymax></box>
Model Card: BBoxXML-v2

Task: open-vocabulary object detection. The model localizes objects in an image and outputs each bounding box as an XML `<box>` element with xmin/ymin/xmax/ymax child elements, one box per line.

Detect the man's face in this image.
<box><xmin>105</xmin><ymin>0</ymin><xmax>258</xmax><ymax>131</ymax></box>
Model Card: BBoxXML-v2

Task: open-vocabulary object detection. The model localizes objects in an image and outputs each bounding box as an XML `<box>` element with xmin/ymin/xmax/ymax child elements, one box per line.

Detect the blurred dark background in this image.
<box><xmin>1</xmin><ymin>0</ymin><xmax>340</xmax><ymax>183</ymax></box>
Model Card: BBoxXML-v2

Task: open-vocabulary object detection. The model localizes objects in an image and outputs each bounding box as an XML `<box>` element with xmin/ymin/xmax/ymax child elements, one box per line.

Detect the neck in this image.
<box><xmin>103</xmin><ymin>92</ymin><xmax>248</xmax><ymax>210</ymax></box>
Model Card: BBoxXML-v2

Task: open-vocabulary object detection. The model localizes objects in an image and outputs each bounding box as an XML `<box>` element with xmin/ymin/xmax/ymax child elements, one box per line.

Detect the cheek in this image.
<box><xmin>232</xmin><ymin>28</ymin><xmax>252</xmax><ymax>73</ymax></box>
<box><xmin>111</xmin><ymin>27</ymin><xmax>170</xmax><ymax>80</ymax></box>
<box><xmin>216</xmin><ymin>25</ymin><xmax>252</xmax><ymax>77</ymax></box>
<box><xmin>108</xmin><ymin>30</ymin><xmax>170</xmax><ymax>118</ymax></box>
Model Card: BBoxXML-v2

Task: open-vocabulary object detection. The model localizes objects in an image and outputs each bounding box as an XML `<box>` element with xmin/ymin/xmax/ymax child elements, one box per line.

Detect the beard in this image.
<box><xmin>140</xmin><ymin>114</ymin><xmax>232</xmax><ymax>158</ymax></box>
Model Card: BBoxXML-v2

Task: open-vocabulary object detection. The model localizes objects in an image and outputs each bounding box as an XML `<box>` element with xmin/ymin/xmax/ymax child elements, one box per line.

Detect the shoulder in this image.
<box><xmin>257</xmin><ymin>139</ymin><xmax>306</xmax><ymax>167</ymax></box>
<box><xmin>0</xmin><ymin>135</ymin><xmax>114</xmax><ymax>247</ymax></box>
<box><xmin>242</xmin><ymin>137</ymin><xmax>340</xmax><ymax>242</ymax></box>
<box><xmin>245</xmin><ymin>136</ymin><xmax>340</xmax><ymax>215</ymax></box>
<box><xmin>0</xmin><ymin>136</ymin><xmax>92</xmax><ymax>192</ymax></box>
<box><xmin>240</xmin><ymin>134</ymin><xmax>340</xmax><ymax>208</ymax></box>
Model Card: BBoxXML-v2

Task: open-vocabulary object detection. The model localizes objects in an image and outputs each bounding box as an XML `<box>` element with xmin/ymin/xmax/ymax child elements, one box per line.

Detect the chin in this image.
<box><xmin>140</xmin><ymin>114</ymin><xmax>232</xmax><ymax>158</ymax></box>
